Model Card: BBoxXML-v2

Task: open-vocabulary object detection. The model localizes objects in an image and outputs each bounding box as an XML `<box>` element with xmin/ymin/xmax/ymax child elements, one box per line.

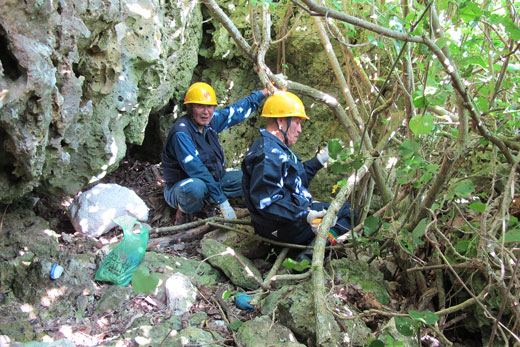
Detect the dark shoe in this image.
<box><xmin>174</xmin><ymin>209</ymin><xmax>193</xmax><ymax>225</ymax></box>
<box><xmin>196</xmin><ymin>203</ymin><xmax>217</xmax><ymax>219</ymax></box>
<box><xmin>295</xmin><ymin>249</ymin><xmax>313</xmax><ymax>265</ymax></box>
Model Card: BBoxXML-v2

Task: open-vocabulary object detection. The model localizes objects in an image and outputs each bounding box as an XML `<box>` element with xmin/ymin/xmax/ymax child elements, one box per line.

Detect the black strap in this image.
<box><xmin>278</xmin><ymin>117</ymin><xmax>292</xmax><ymax>146</ymax></box>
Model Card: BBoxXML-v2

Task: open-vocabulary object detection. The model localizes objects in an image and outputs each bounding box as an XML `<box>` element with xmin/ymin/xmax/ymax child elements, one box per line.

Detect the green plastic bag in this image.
<box><xmin>95</xmin><ymin>215</ymin><xmax>149</xmax><ymax>286</ymax></box>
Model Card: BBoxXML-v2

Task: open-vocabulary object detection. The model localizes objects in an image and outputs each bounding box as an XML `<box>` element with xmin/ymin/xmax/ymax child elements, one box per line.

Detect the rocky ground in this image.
<box><xmin>0</xmin><ymin>158</ymin><xmax>260</xmax><ymax>346</ymax></box>
<box><xmin>0</xmin><ymin>157</ymin><xmax>435</xmax><ymax>346</ymax></box>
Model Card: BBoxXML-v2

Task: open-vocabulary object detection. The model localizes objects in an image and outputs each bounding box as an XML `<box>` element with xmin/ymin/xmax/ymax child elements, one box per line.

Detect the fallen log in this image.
<box><xmin>146</xmin><ymin>209</ymin><xmax>251</xmax><ymax>250</ymax></box>
<box><xmin>147</xmin><ymin>224</ymin><xmax>214</xmax><ymax>250</ymax></box>
<box><xmin>149</xmin><ymin>209</ymin><xmax>251</xmax><ymax>235</ymax></box>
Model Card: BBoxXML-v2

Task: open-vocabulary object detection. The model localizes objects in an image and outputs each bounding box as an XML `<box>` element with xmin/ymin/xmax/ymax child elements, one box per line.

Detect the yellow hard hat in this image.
<box><xmin>184</xmin><ymin>82</ymin><xmax>217</xmax><ymax>105</ymax></box>
<box><xmin>261</xmin><ymin>91</ymin><xmax>309</xmax><ymax>119</ymax></box>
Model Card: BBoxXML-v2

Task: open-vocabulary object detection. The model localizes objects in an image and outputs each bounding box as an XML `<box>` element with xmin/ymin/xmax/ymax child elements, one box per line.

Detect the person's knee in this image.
<box><xmin>222</xmin><ymin>170</ymin><xmax>243</xmax><ymax>198</ymax></box>
<box><xmin>164</xmin><ymin>186</ymin><xmax>176</xmax><ymax>208</ymax></box>
<box><xmin>181</xmin><ymin>179</ymin><xmax>206</xmax><ymax>199</ymax></box>
<box><xmin>178</xmin><ymin>179</ymin><xmax>207</xmax><ymax>213</ymax></box>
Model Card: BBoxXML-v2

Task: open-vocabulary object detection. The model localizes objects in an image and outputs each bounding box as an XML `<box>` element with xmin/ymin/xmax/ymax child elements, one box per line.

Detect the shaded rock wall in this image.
<box><xmin>0</xmin><ymin>0</ymin><xmax>202</xmax><ymax>203</ymax></box>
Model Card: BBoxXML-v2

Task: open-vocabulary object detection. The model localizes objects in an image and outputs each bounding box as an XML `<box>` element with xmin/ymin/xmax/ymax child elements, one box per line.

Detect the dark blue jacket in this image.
<box><xmin>162</xmin><ymin>91</ymin><xmax>266</xmax><ymax>204</ymax></box>
<box><xmin>242</xmin><ymin>128</ymin><xmax>323</xmax><ymax>231</ymax></box>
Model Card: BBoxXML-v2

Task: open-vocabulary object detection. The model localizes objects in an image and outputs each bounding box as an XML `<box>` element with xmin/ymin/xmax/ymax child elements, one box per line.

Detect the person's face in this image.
<box><xmin>278</xmin><ymin>117</ymin><xmax>303</xmax><ymax>147</ymax></box>
<box><xmin>189</xmin><ymin>103</ymin><xmax>216</xmax><ymax>131</ymax></box>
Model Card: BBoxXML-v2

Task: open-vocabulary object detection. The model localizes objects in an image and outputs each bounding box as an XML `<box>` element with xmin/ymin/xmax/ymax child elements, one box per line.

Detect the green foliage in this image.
<box><xmin>391</xmin><ymin>310</ymin><xmax>439</xmax><ymax>342</ymax></box>
<box><xmin>364</xmin><ymin>215</ymin><xmax>381</xmax><ymax>236</ymax></box>
<box><xmin>409</xmin><ymin>114</ymin><xmax>434</xmax><ymax>135</ymax></box>
<box><xmin>229</xmin><ymin>320</ymin><xmax>243</xmax><ymax>330</ymax></box>
<box><xmin>500</xmin><ymin>216</ymin><xmax>520</xmax><ymax>243</ymax></box>
<box><xmin>399</xmin><ymin>218</ymin><xmax>427</xmax><ymax>254</ymax></box>
<box><xmin>282</xmin><ymin>257</ymin><xmax>310</xmax><ymax>272</ymax></box>
<box><xmin>221</xmin><ymin>289</ymin><xmax>234</xmax><ymax>301</ymax></box>
<box><xmin>394</xmin><ymin>316</ymin><xmax>415</xmax><ymax>337</ymax></box>
<box><xmin>452</xmin><ymin>180</ymin><xmax>476</xmax><ymax>199</ymax></box>
<box><xmin>408</xmin><ymin>310</ymin><xmax>439</xmax><ymax>325</ymax></box>
<box><xmin>328</xmin><ymin>139</ymin><xmax>365</xmax><ymax>174</ymax></box>
<box><xmin>131</xmin><ymin>266</ymin><xmax>160</xmax><ymax>295</ymax></box>
<box><xmin>468</xmin><ymin>201</ymin><xmax>486</xmax><ymax>212</ymax></box>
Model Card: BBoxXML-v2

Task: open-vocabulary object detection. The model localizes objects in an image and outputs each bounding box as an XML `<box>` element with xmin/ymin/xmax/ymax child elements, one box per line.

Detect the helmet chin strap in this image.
<box><xmin>277</xmin><ymin>117</ymin><xmax>292</xmax><ymax>146</ymax></box>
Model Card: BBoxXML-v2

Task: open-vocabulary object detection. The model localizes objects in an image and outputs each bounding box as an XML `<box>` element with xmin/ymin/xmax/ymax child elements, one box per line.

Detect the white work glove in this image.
<box><xmin>219</xmin><ymin>200</ymin><xmax>237</xmax><ymax>220</ymax></box>
<box><xmin>306</xmin><ymin>209</ymin><xmax>326</xmax><ymax>233</ymax></box>
<box><xmin>316</xmin><ymin>146</ymin><xmax>329</xmax><ymax>166</ymax></box>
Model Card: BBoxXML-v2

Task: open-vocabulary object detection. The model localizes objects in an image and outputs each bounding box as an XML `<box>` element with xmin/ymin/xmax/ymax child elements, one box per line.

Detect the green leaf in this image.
<box><xmin>435</xmin><ymin>37</ymin><xmax>450</xmax><ymax>49</ymax></box>
<box><xmin>459</xmin><ymin>2</ymin><xmax>482</xmax><ymax>23</ymax></box>
<box><xmin>337</xmin><ymin>179</ymin><xmax>347</xmax><ymax>187</ymax></box>
<box><xmin>353</xmin><ymin>157</ymin><xmax>364</xmax><ymax>170</ymax></box>
<box><xmin>282</xmin><ymin>258</ymin><xmax>310</xmax><ymax>272</ymax></box>
<box><xmin>500</xmin><ymin>228</ymin><xmax>520</xmax><ymax>243</ymax></box>
<box><xmin>331</xmin><ymin>0</ymin><xmax>342</xmax><ymax>10</ymax></box>
<box><xmin>504</xmin><ymin>19</ymin><xmax>520</xmax><ymax>41</ymax></box>
<box><xmin>413</xmin><ymin>95</ymin><xmax>428</xmax><ymax>108</ymax></box>
<box><xmin>409</xmin><ymin>114</ymin><xmax>435</xmax><ymax>135</ymax></box>
<box><xmin>364</xmin><ymin>216</ymin><xmax>381</xmax><ymax>236</ymax></box>
<box><xmin>397</xmin><ymin>175</ymin><xmax>410</xmax><ymax>184</ymax></box>
<box><xmin>411</xmin><ymin>218</ymin><xmax>426</xmax><ymax>246</ymax></box>
<box><xmin>131</xmin><ymin>266</ymin><xmax>160</xmax><ymax>294</ymax></box>
<box><xmin>331</xmin><ymin>162</ymin><xmax>348</xmax><ymax>174</ymax></box>
<box><xmin>328</xmin><ymin>139</ymin><xmax>343</xmax><ymax>160</ymax></box>
<box><xmin>369</xmin><ymin>340</ymin><xmax>385</xmax><ymax>347</ymax></box>
<box><xmin>453</xmin><ymin>180</ymin><xmax>475</xmax><ymax>198</ymax></box>
<box><xmin>399</xmin><ymin>231</ymin><xmax>414</xmax><ymax>254</ymax></box>
<box><xmin>222</xmin><ymin>290</ymin><xmax>232</xmax><ymax>300</ymax></box>
<box><xmin>475</xmin><ymin>96</ymin><xmax>490</xmax><ymax>112</ymax></box>
<box><xmin>409</xmin><ymin>309</ymin><xmax>439</xmax><ymax>325</ymax></box>
<box><xmin>229</xmin><ymin>320</ymin><xmax>243</xmax><ymax>330</ymax></box>
<box><xmin>399</xmin><ymin>140</ymin><xmax>421</xmax><ymax>158</ymax></box>
<box><xmin>488</xmin><ymin>13</ymin><xmax>506</xmax><ymax>26</ymax></box>
<box><xmin>462</xmin><ymin>56</ymin><xmax>488</xmax><ymax>70</ymax></box>
<box><xmin>395</xmin><ymin>317</ymin><xmax>415</xmax><ymax>336</ymax></box>
<box><xmin>454</xmin><ymin>240</ymin><xmax>471</xmax><ymax>253</ymax></box>
<box><xmin>437</xmin><ymin>0</ymin><xmax>450</xmax><ymax>11</ymax></box>
<box><xmin>468</xmin><ymin>202</ymin><xmax>486</xmax><ymax>212</ymax></box>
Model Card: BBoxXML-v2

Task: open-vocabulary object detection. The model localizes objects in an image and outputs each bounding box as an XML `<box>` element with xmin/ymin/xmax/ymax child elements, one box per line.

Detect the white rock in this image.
<box><xmin>69</xmin><ymin>183</ymin><xmax>149</xmax><ymax>237</ymax></box>
<box><xmin>165</xmin><ymin>273</ymin><xmax>198</xmax><ymax>316</ymax></box>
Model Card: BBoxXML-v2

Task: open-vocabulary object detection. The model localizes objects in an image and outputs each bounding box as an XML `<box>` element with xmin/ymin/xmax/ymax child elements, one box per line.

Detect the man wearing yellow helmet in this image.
<box><xmin>162</xmin><ymin>82</ymin><xmax>269</xmax><ymax>224</ymax></box>
<box><xmin>241</xmin><ymin>91</ymin><xmax>356</xmax><ymax>246</ymax></box>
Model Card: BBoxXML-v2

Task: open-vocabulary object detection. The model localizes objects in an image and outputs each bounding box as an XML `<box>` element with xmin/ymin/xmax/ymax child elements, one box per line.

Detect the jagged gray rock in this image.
<box><xmin>237</xmin><ymin>315</ymin><xmax>305</xmax><ymax>347</ymax></box>
<box><xmin>200</xmin><ymin>238</ymin><xmax>263</xmax><ymax>290</ymax></box>
<box><xmin>0</xmin><ymin>0</ymin><xmax>201</xmax><ymax>203</ymax></box>
<box><xmin>165</xmin><ymin>273</ymin><xmax>198</xmax><ymax>316</ymax></box>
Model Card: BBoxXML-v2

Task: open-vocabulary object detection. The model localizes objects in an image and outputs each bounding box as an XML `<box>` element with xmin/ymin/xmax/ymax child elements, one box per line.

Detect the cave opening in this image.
<box><xmin>0</xmin><ymin>25</ymin><xmax>23</xmax><ymax>81</ymax></box>
<box><xmin>0</xmin><ymin>127</ymin><xmax>19</xmax><ymax>183</ymax></box>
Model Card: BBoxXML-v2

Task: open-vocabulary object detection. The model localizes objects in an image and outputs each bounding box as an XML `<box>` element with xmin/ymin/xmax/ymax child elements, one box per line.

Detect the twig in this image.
<box><xmin>214</xmin><ymin>287</ymin><xmax>242</xmax><ymax>347</ymax></box>
<box><xmin>336</xmin><ymin>188</ymin><xmax>404</xmax><ymax>245</ymax></box>
<box><xmin>250</xmin><ymin>248</ymin><xmax>289</xmax><ymax>306</ymax></box>
<box><xmin>223</xmin><ymin>246</ymin><xmax>266</xmax><ymax>290</ymax></box>
<box><xmin>431</xmin><ymin>324</ymin><xmax>453</xmax><ymax>347</ymax></box>
<box><xmin>147</xmin><ymin>224</ymin><xmax>215</xmax><ymax>250</ymax></box>
<box><xmin>269</xmin><ymin>272</ymin><xmax>311</xmax><ymax>282</ymax></box>
<box><xmin>206</xmin><ymin>221</ymin><xmax>345</xmax><ymax>250</ymax></box>
<box><xmin>158</xmin><ymin>327</ymin><xmax>174</xmax><ymax>347</ymax></box>
<box><xmin>488</xmin><ymin>251</ymin><xmax>520</xmax><ymax>346</ymax></box>
<box><xmin>406</xmin><ymin>261</ymin><xmax>483</xmax><ymax>273</ymax></box>
<box><xmin>150</xmin><ymin>213</ymin><xmax>251</xmax><ymax>234</ymax></box>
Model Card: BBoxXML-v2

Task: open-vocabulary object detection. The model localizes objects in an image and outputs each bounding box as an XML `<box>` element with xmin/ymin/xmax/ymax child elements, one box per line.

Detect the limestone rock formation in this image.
<box><xmin>0</xmin><ymin>0</ymin><xmax>202</xmax><ymax>203</ymax></box>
